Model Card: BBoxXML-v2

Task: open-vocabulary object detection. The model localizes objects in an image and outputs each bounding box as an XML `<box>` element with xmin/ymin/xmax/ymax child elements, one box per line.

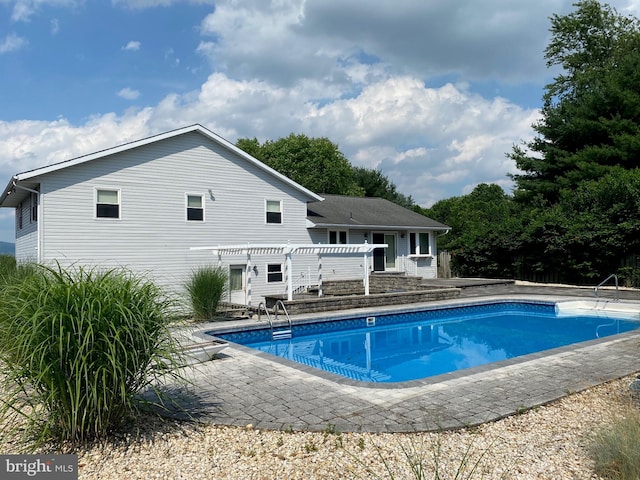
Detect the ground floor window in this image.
<box><xmin>267</xmin><ymin>263</ymin><xmax>283</xmax><ymax>283</ymax></box>
<box><xmin>328</xmin><ymin>230</ymin><xmax>347</xmax><ymax>244</ymax></box>
<box><xmin>410</xmin><ymin>232</ymin><xmax>431</xmax><ymax>255</ymax></box>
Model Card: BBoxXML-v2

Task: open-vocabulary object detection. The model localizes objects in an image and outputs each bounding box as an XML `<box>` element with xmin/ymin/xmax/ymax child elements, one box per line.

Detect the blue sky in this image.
<box><xmin>0</xmin><ymin>0</ymin><xmax>638</xmax><ymax>243</ymax></box>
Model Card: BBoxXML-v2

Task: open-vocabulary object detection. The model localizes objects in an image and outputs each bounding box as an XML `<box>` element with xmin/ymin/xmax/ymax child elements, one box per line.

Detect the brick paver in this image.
<box><xmin>151</xmin><ymin>285</ymin><xmax>640</xmax><ymax>432</ymax></box>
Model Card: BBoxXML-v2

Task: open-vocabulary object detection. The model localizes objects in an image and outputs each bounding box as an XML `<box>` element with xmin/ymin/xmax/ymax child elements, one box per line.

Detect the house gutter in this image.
<box><xmin>12</xmin><ymin>180</ymin><xmax>41</xmax><ymax>263</ymax></box>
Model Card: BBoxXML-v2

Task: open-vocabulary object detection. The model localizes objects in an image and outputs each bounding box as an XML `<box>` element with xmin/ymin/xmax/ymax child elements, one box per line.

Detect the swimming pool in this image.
<box><xmin>212</xmin><ymin>301</ymin><xmax>640</xmax><ymax>383</ymax></box>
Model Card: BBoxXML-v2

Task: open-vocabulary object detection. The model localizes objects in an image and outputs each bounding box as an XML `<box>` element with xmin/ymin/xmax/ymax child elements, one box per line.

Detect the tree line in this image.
<box><xmin>238</xmin><ymin>1</ymin><xmax>640</xmax><ymax>287</ymax></box>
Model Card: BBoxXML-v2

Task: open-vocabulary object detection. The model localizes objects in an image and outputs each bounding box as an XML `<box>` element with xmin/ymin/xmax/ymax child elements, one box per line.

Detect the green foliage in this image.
<box><xmin>352</xmin><ymin>167</ymin><xmax>415</xmax><ymax>208</ymax></box>
<box><xmin>590</xmin><ymin>406</ymin><xmax>640</xmax><ymax>480</ymax></box>
<box><xmin>186</xmin><ymin>266</ymin><xmax>228</xmax><ymax>321</ymax></box>
<box><xmin>237</xmin><ymin>134</ymin><xmax>417</xmax><ymax>208</ymax></box>
<box><xmin>0</xmin><ymin>254</ymin><xmax>16</xmax><ymax>282</ymax></box>
<box><xmin>0</xmin><ymin>264</ymin><xmax>181</xmax><ymax>448</ymax></box>
<box><xmin>422</xmin><ymin>184</ymin><xmax>523</xmax><ymax>278</ymax></box>
<box><xmin>237</xmin><ymin>134</ymin><xmax>363</xmax><ymax>196</ymax></box>
<box><xmin>510</xmin><ymin>1</ymin><xmax>640</xmax><ymax>204</ymax></box>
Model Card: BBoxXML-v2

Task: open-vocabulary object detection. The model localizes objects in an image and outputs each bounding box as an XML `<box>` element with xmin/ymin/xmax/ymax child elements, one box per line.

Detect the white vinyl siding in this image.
<box><xmin>33</xmin><ymin>131</ymin><xmax>316</xmax><ymax>304</ymax></box>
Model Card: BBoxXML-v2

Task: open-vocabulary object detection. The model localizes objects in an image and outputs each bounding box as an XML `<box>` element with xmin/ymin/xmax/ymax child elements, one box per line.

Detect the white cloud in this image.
<box><xmin>6</xmin><ymin>0</ymin><xmax>82</xmax><ymax>22</ymax></box>
<box><xmin>111</xmin><ymin>0</ymin><xmax>211</xmax><ymax>9</ymax></box>
<box><xmin>0</xmin><ymin>71</ymin><xmax>539</xmax><ymax>211</ymax></box>
<box><xmin>0</xmin><ymin>32</ymin><xmax>27</xmax><ymax>53</ymax></box>
<box><xmin>117</xmin><ymin>87</ymin><xmax>140</xmax><ymax>100</ymax></box>
<box><xmin>122</xmin><ymin>40</ymin><xmax>141</xmax><ymax>51</ymax></box>
<box><xmin>50</xmin><ymin>18</ymin><xmax>59</xmax><ymax>34</ymax></box>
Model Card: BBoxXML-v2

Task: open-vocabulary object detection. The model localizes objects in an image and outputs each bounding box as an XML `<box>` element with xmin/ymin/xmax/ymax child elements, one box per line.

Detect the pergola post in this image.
<box><xmin>363</xmin><ymin>248</ymin><xmax>370</xmax><ymax>296</ymax></box>
<box><xmin>286</xmin><ymin>250</ymin><xmax>293</xmax><ymax>301</ymax></box>
<box><xmin>246</xmin><ymin>252</ymin><xmax>252</xmax><ymax>307</ymax></box>
<box><xmin>317</xmin><ymin>253</ymin><xmax>323</xmax><ymax>297</ymax></box>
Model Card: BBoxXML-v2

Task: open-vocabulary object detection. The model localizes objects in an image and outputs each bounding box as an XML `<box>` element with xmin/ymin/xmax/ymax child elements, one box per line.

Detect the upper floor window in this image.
<box><xmin>409</xmin><ymin>232</ymin><xmax>431</xmax><ymax>255</ymax></box>
<box><xmin>329</xmin><ymin>230</ymin><xmax>347</xmax><ymax>244</ymax></box>
<box><xmin>266</xmin><ymin>200</ymin><xmax>282</xmax><ymax>224</ymax></box>
<box><xmin>30</xmin><ymin>192</ymin><xmax>38</xmax><ymax>222</ymax></box>
<box><xmin>186</xmin><ymin>194</ymin><xmax>204</xmax><ymax>221</ymax></box>
<box><xmin>96</xmin><ymin>189</ymin><xmax>120</xmax><ymax>219</ymax></box>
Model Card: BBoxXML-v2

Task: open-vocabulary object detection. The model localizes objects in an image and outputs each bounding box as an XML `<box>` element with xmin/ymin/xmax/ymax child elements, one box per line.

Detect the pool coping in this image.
<box><xmin>155</xmin><ymin>293</ymin><xmax>640</xmax><ymax>433</ymax></box>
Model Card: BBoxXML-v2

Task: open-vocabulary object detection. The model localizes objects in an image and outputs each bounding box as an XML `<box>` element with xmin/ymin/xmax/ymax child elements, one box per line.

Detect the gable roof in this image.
<box><xmin>0</xmin><ymin>124</ymin><xmax>323</xmax><ymax>207</ymax></box>
<box><xmin>307</xmin><ymin>194</ymin><xmax>449</xmax><ymax>231</ymax></box>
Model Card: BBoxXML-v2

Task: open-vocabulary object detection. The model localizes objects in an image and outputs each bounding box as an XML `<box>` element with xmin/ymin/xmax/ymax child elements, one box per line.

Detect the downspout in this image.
<box><xmin>12</xmin><ymin>181</ymin><xmax>41</xmax><ymax>263</ymax></box>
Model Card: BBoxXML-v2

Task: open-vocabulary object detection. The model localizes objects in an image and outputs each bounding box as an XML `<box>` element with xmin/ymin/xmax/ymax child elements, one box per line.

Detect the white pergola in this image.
<box><xmin>190</xmin><ymin>242</ymin><xmax>387</xmax><ymax>306</ymax></box>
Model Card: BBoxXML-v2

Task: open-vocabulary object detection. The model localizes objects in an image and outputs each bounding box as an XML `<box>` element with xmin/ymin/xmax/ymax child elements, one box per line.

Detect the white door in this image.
<box><xmin>229</xmin><ymin>265</ymin><xmax>246</xmax><ymax>304</ymax></box>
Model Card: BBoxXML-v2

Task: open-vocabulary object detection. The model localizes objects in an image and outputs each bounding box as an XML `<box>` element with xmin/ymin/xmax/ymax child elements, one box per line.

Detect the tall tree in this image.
<box><xmin>236</xmin><ymin>134</ymin><xmax>363</xmax><ymax>196</ymax></box>
<box><xmin>352</xmin><ymin>167</ymin><xmax>415</xmax><ymax>208</ymax></box>
<box><xmin>510</xmin><ymin>0</ymin><xmax>640</xmax><ymax>204</ymax></box>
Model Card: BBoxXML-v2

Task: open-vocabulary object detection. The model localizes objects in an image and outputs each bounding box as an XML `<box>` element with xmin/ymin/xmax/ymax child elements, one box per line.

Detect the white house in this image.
<box><xmin>0</xmin><ymin>124</ymin><xmax>449</xmax><ymax>307</ymax></box>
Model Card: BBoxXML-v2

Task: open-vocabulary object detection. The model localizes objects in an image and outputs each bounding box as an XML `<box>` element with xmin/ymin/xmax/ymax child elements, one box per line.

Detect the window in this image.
<box><xmin>16</xmin><ymin>202</ymin><xmax>23</xmax><ymax>230</ymax></box>
<box><xmin>267</xmin><ymin>263</ymin><xmax>283</xmax><ymax>283</ymax></box>
<box><xmin>96</xmin><ymin>189</ymin><xmax>120</xmax><ymax>218</ymax></box>
<box><xmin>266</xmin><ymin>200</ymin><xmax>282</xmax><ymax>224</ymax></box>
<box><xmin>329</xmin><ymin>230</ymin><xmax>347</xmax><ymax>244</ymax></box>
<box><xmin>419</xmin><ymin>233</ymin><xmax>430</xmax><ymax>255</ymax></box>
<box><xmin>186</xmin><ymin>194</ymin><xmax>204</xmax><ymax>221</ymax></box>
<box><xmin>410</xmin><ymin>232</ymin><xmax>431</xmax><ymax>255</ymax></box>
<box><xmin>30</xmin><ymin>192</ymin><xmax>38</xmax><ymax>222</ymax></box>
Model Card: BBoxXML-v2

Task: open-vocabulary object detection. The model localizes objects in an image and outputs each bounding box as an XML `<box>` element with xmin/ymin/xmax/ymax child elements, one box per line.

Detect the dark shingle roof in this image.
<box><xmin>307</xmin><ymin>195</ymin><xmax>449</xmax><ymax>230</ymax></box>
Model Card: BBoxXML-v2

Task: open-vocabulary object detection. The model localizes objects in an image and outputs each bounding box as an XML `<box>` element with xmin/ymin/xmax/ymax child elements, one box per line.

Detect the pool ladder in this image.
<box><xmin>594</xmin><ymin>274</ymin><xmax>619</xmax><ymax>302</ymax></box>
<box><xmin>258</xmin><ymin>300</ymin><xmax>293</xmax><ymax>340</ymax></box>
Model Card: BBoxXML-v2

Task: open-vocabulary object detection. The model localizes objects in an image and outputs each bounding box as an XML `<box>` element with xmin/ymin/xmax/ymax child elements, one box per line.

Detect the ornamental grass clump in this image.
<box><xmin>590</xmin><ymin>406</ymin><xmax>640</xmax><ymax>480</ymax></box>
<box><xmin>0</xmin><ymin>264</ymin><xmax>183</xmax><ymax>448</ymax></box>
<box><xmin>186</xmin><ymin>266</ymin><xmax>228</xmax><ymax>321</ymax></box>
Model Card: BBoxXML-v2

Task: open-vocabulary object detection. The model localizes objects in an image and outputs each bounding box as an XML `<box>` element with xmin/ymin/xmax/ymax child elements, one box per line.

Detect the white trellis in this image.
<box><xmin>190</xmin><ymin>242</ymin><xmax>387</xmax><ymax>306</ymax></box>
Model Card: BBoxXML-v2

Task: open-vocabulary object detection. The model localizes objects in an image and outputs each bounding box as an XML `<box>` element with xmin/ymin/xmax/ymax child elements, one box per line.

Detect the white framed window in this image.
<box><xmin>267</xmin><ymin>263</ymin><xmax>283</xmax><ymax>283</ymax></box>
<box><xmin>95</xmin><ymin>189</ymin><xmax>120</xmax><ymax>219</ymax></box>
<box><xmin>30</xmin><ymin>192</ymin><xmax>38</xmax><ymax>222</ymax></box>
<box><xmin>266</xmin><ymin>200</ymin><xmax>282</xmax><ymax>224</ymax></box>
<box><xmin>186</xmin><ymin>194</ymin><xmax>204</xmax><ymax>221</ymax></box>
<box><xmin>409</xmin><ymin>232</ymin><xmax>431</xmax><ymax>255</ymax></box>
<box><xmin>328</xmin><ymin>230</ymin><xmax>348</xmax><ymax>244</ymax></box>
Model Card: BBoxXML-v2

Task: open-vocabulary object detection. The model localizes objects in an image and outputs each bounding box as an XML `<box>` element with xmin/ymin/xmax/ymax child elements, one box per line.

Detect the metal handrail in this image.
<box><xmin>257</xmin><ymin>301</ymin><xmax>292</xmax><ymax>339</ymax></box>
<box><xmin>594</xmin><ymin>274</ymin><xmax>619</xmax><ymax>301</ymax></box>
<box><xmin>273</xmin><ymin>300</ymin><xmax>292</xmax><ymax>333</ymax></box>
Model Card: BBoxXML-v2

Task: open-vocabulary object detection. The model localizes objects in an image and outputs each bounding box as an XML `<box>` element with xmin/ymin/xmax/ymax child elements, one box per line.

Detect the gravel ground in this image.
<box><xmin>54</xmin><ymin>374</ymin><xmax>633</xmax><ymax>479</ymax></box>
<box><xmin>0</xmin><ymin>374</ymin><xmax>635</xmax><ymax>479</ymax></box>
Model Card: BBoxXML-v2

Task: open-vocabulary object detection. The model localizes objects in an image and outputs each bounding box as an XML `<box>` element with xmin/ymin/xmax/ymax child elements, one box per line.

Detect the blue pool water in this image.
<box><xmin>213</xmin><ymin>302</ymin><xmax>640</xmax><ymax>383</ymax></box>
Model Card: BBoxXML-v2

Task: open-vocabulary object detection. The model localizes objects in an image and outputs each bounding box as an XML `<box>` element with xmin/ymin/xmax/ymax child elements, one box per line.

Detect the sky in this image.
<box><xmin>1</xmin><ymin>0</ymin><xmax>639</xmax><ymax>243</ymax></box>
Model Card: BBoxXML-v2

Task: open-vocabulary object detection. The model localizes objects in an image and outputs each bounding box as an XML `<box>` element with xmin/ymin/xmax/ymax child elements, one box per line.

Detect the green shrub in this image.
<box><xmin>0</xmin><ymin>263</ymin><xmax>183</xmax><ymax>447</ymax></box>
<box><xmin>590</xmin><ymin>407</ymin><xmax>640</xmax><ymax>480</ymax></box>
<box><xmin>186</xmin><ymin>266</ymin><xmax>228</xmax><ymax>321</ymax></box>
<box><xmin>0</xmin><ymin>254</ymin><xmax>16</xmax><ymax>279</ymax></box>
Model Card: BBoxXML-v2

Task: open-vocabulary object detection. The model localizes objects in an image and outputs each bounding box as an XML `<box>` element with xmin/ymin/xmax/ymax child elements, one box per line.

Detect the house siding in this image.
<box><xmin>15</xmin><ymin>201</ymin><xmax>38</xmax><ymax>262</ymax></box>
<box><xmin>33</xmin><ymin>131</ymin><xmax>315</xmax><ymax>305</ymax></box>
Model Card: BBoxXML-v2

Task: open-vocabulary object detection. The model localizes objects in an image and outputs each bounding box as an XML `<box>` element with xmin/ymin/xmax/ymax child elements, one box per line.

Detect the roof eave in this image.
<box><xmin>7</xmin><ymin>124</ymin><xmax>324</xmax><ymax>202</ymax></box>
<box><xmin>307</xmin><ymin>222</ymin><xmax>450</xmax><ymax>231</ymax></box>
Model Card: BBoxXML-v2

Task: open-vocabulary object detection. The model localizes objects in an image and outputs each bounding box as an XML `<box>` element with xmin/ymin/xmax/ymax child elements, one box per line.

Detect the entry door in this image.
<box><xmin>229</xmin><ymin>265</ymin><xmax>246</xmax><ymax>304</ymax></box>
<box><xmin>372</xmin><ymin>233</ymin><xmax>397</xmax><ymax>271</ymax></box>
